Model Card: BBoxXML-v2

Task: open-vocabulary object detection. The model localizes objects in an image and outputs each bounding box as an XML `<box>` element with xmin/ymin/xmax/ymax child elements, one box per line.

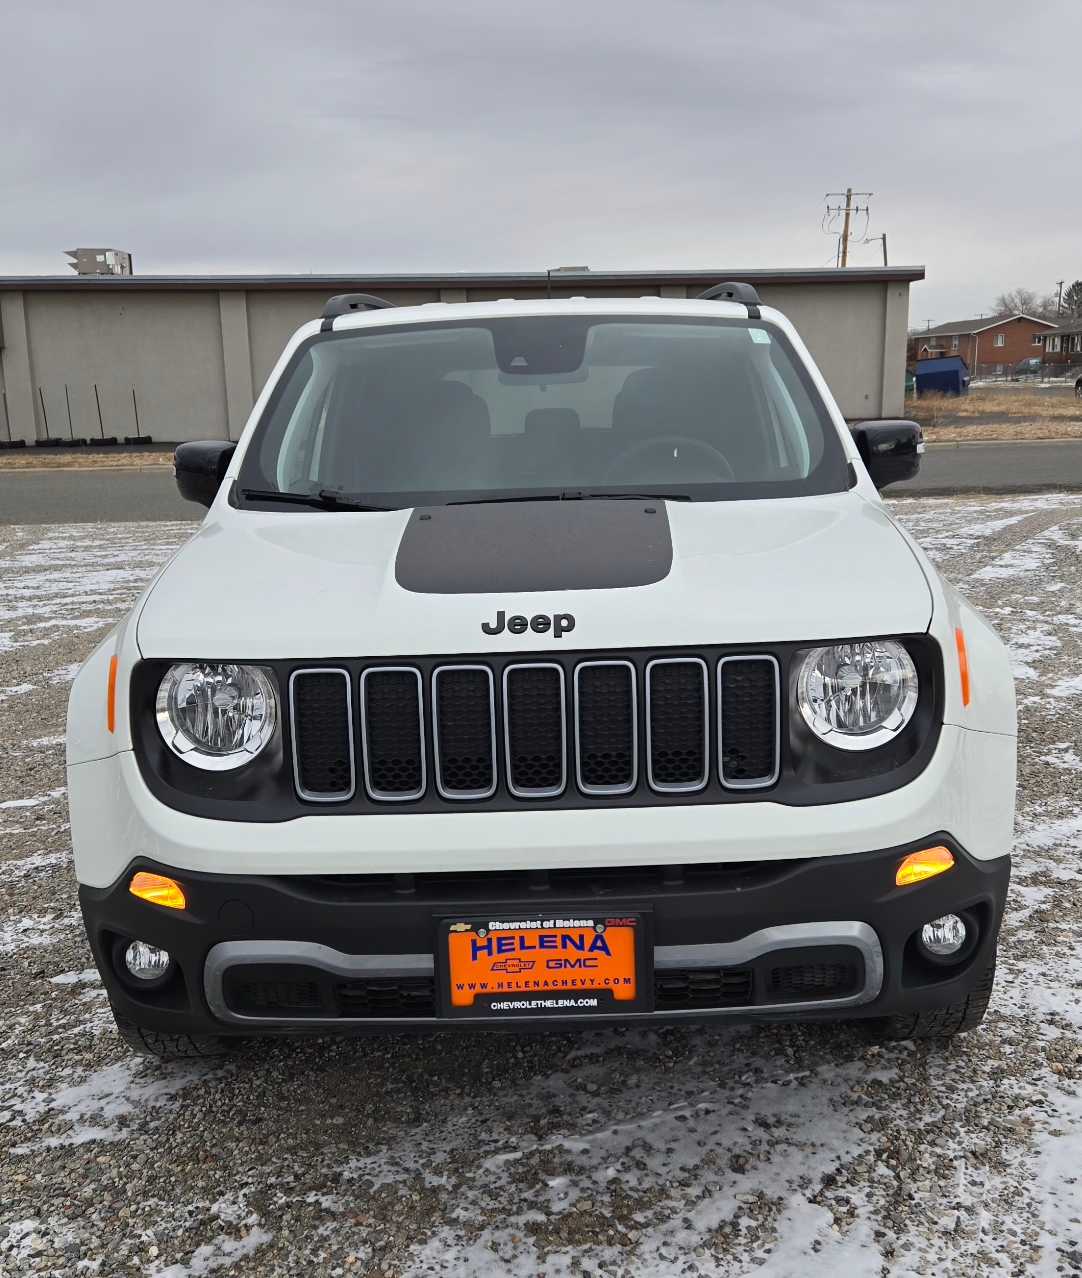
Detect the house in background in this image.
<box><xmin>1041</xmin><ymin>319</ymin><xmax>1082</xmax><ymax>375</ymax></box>
<box><xmin>907</xmin><ymin>312</ymin><xmax>1057</xmax><ymax>378</ymax></box>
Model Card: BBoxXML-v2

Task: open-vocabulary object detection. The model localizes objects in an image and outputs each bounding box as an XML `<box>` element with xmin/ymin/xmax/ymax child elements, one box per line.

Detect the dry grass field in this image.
<box><xmin>0</xmin><ymin>450</ymin><xmax>173</xmax><ymax>471</ymax></box>
<box><xmin>912</xmin><ymin>388</ymin><xmax>1082</xmax><ymax>442</ymax></box>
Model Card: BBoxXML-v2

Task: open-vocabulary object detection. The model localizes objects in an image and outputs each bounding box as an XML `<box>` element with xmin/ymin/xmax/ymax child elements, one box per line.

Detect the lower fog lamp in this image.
<box><xmin>123</xmin><ymin>939</ymin><xmax>172</xmax><ymax>982</ymax></box>
<box><xmin>919</xmin><ymin>914</ymin><xmax>968</xmax><ymax>959</ymax></box>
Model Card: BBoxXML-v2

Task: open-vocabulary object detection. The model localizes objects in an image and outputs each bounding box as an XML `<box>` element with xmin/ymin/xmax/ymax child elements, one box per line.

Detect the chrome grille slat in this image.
<box><xmin>718</xmin><ymin>655</ymin><xmax>781</xmax><ymax>789</ymax></box>
<box><xmin>645</xmin><ymin>657</ymin><xmax>709</xmax><ymax>793</ymax></box>
<box><xmin>360</xmin><ymin>667</ymin><xmax>426</xmax><ymax>801</ymax></box>
<box><xmin>432</xmin><ymin>665</ymin><xmax>497</xmax><ymax>800</ymax></box>
<box><xmin>503</xmin><ymin>663</ymin><xmax>567</xmax><ymax>798</ymax></box>
<box><xmin>289</xmin><ymin>668</ymin><xmax>355</xmax><ymax>802</ymax></box>
<box><xmin>574</xmin><ymin>660</ymin><xmax>637</xmax><ymax>796</ymax></box>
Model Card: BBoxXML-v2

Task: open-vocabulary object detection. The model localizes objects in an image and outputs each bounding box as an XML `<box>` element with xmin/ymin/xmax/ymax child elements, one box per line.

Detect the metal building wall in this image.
<box><xmin>0</xmin><ymin>269</ymin><xmax>921</xmax><ymax>445</ymax></box>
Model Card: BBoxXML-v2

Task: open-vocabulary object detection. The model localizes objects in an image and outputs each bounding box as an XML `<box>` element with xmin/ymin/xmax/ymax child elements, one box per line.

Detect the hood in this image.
<box><xmin>136</xmin><ymin>493</ymin><xmax>932</xmax><ymax>659</ymax></box>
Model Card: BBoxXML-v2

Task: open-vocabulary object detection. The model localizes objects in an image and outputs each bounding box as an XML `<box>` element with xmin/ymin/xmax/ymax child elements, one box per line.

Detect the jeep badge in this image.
<box><xmin>481</xmin><ymin>610</ymin><xmax>575</xmax><ymax>639</ymax></box>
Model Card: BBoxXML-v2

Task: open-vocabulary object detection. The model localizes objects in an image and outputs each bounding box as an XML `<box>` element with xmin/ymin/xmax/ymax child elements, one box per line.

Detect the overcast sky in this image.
<box><xmin>2</xmin><ymin>0</ymin><xmax>1078</xmax><ymax>324</ymax></box>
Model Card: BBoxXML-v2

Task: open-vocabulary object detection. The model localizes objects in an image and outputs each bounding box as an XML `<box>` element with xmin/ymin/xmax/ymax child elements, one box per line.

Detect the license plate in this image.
<box><xmin>437</xmin><ymin>913</ymin><xmax>652</xmax><ymax>1019</ymax></box>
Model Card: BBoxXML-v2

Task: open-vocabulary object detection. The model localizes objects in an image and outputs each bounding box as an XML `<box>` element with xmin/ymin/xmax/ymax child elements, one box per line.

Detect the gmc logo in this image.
<box><xmin>481</xmin><ymin>610</ymin><xmax>576</xmax><ymax>639</ymax></box>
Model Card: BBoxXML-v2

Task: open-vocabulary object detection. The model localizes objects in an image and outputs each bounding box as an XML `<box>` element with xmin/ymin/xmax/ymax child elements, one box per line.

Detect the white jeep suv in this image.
<box><xmin>66</xmin><ymin>283</ymin><xmax>1016</xmax><ymax>1058</ymax></box>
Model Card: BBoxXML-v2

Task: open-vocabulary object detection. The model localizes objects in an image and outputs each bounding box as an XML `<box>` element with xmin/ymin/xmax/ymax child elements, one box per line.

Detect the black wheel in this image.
<box><xmin>111</xmin><ymin>1004</ymin><xmax>232</xmax><ymax>1060</ymax></box>
<box><xmin>869</xmin><ymin>965</ymin><xmax>995</xmax><ymax>1041</ymax></box>
<box><xmin>1074</xmin><ymin>379</ymin><xmax>1082</xmax><ymax>399</ymax></box>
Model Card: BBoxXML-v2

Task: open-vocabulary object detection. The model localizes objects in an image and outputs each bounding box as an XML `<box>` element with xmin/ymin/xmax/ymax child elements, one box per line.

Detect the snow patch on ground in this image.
<box><xmin>1039</xmin><ymin>743</ymin><xmax>1082</xmax><ymax>771</ymax></box>
<box><xmin>0</xmin><ymin>682</ymin><xmax>35</xmax><ymax>702</ymax></box>
<box><xmin>148</xmin><ymin>1226</ymin><xmax>273</xmax><ymax>1278</ymax></box>
<box><xmin>0</xmin><ymin>910</ymin><xmax>78</xmax><ymax>955</ymax></box>
<box><xmin>49</xmin><ymin>969</ymin><xmax>100</xmax><ymax>986</ymax></box>
<box><xmin>7</xmin><ymin>1058</ymin><xmax>224</xmax><ymax>1149</ymax></box>
<box><xmin>0</xmin><ymin>787</ymin><xmax>67</xmax><ymax>810</ymax></box>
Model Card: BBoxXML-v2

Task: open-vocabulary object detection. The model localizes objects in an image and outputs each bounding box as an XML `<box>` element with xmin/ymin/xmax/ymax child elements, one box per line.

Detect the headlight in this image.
<box><xmin>796</xmin><ymin>640</ymin><xmax>918</xmax><ymax>751</ymax></box>
<box><xmin>155</xmin><ymin>663</ymin><xmax>278</xmax><ymax>770</ymax></box>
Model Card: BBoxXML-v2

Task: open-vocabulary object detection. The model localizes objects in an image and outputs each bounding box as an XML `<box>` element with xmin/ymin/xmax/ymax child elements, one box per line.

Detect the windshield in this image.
<box><xmin>238</xmin><ymin>314</ymin><xmax>848</xmax><ymax>508</ymax></box>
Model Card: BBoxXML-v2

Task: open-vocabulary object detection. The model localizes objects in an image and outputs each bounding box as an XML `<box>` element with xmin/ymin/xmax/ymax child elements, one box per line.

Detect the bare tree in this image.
<box><xmin>992</xmin><ymin>288</ymin><xmax>1059</xmax><ymax>320</ymax></box>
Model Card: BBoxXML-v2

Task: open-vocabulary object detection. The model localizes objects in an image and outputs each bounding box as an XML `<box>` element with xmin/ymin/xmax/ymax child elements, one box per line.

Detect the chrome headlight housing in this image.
<box><xmin>796</xmin><ymin>640</ymin><xmax>918</xmax><ymax>751</ymax></box>
<box><xmin>155</xmin><ymin>662</ymin><xmax>278</xmax><ymax>771</ymax></box>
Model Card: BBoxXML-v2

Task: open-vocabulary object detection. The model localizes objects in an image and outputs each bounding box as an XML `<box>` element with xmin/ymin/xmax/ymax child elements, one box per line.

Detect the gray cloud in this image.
<box><xmin>1</xmin><ymin>0</ymin><xmax>1078</xmax><ymax>321</ymax></box>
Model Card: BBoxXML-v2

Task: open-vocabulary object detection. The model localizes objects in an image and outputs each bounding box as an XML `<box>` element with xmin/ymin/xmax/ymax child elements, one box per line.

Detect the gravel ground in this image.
<box><xmin>0</xmin><ymin>498</ymin><xmax>1080</xmax><ymax>1277</ymax></box>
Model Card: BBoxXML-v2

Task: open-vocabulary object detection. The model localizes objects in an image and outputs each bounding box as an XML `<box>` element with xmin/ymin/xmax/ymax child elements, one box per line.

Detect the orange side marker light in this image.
<box><xmin>129</xmin><ymin>872</ymin><xmax>187</xmax><ymax>910</ymax></box>
<box><xmin>955</xmin><ymin>627</ymin><xmax>970</xmax><ymax>707</ymax></box>
<box><xmin>106</xmin><ymin>654</ymin><xmax>119</xmax><ymax>733</ymax></box>
<box><xmin>896</xmin><ymin>846</ymin><xmax>955</xmax><ymax>888</ymax></box>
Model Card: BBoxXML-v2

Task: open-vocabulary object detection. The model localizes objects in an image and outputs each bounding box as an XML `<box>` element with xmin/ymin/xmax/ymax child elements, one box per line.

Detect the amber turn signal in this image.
<box><xmin>955</xmin><ymin>628</ymin><xmax>971</xmax><ymax>707</ymax></box>
<box><xmin>896</xmin><ymin>846</ymin><xmax>955</xmax><ymax>887</ymax></box>
<box><xmin>129</xmin><ymin>871</ymin><xmax>187</xmax><ymax>910</ymax></box>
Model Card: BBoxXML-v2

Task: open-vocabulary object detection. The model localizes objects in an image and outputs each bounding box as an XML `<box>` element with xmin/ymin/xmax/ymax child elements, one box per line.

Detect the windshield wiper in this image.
<box><xmin>559</xmin><ymin>490</ymin><xmax>693</xmax><ymax>502</ymax></box>
<box><xmin>449</xmin><ymin>489</ymin><xmax>692</xmax><ymax>506</ymax></box>
<box><xmin>242</xmin><ymin>488</ymin><xmax>398</xmax><ymax>512</ymax></box>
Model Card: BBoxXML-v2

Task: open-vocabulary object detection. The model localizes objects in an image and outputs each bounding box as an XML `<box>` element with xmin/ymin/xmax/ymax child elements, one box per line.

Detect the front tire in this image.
<box><xmin>870</xmin><ymin>964</ymin><xmax>995</xmax><ymax>1041</ymax></box>
<box><xmin>111</xmin><ymin>1005</ymin><xmax>232</xmax><ymax>1060</ymax></box>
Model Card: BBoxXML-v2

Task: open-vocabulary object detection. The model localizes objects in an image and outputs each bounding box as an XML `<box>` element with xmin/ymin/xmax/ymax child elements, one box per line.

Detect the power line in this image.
<box><xmin>823</xmin><ymin>188</ymin><xmax>873</xmax><ymax>267</ymax></box>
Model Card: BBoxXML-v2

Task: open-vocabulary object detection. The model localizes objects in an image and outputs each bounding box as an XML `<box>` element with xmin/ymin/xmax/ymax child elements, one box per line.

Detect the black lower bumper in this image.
<box><xmin>79</xmin><ymin>834</ymin><xmax>1010</xmax><ymax>1037</ymax></box>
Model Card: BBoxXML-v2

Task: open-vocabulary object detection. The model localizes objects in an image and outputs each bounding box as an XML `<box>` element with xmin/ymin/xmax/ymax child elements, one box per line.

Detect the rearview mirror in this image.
<box><xmin>850</xmin><ymin>420</ymin><xmax>923</xmax><ymax>490</ymax></box>
<box><xmin>175</xmin><ymin>441</ymin><xmax>236</xmax><ymax>508</ymax></box>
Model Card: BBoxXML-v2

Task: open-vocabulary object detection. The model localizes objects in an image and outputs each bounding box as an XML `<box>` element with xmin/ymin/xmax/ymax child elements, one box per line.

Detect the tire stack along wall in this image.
<box><xmin>0</xmin><ymin>272</ymin><xmax>917</xmax><ymax>445</ymax></box>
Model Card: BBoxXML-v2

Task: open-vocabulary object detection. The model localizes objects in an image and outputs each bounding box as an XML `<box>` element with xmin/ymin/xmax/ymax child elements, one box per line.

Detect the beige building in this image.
<box><xmin>0</xmin><ymin>267</ymin><xmax>923</xmax><ymax>446</ymax></box>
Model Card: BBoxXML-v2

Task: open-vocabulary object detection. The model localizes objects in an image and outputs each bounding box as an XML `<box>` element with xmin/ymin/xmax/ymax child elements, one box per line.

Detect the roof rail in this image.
<box><xmin>696</xmin><ymin>281</ymin><xmax>761</xmax><ymax>319</ymax></box>
<box><xmin>320</xmin><ymin>293</ymin><xmax>395</xmax><ymax>331</ymax></box>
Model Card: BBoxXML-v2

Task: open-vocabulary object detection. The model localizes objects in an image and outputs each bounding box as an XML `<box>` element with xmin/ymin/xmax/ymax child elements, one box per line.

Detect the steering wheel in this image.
<box><xmin>603</xmin><ymin>434</ymin><xmax>735</xmax><ymax>484</ymax></box>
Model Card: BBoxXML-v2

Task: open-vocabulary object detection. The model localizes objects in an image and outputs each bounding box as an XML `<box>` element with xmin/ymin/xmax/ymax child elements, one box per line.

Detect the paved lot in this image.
<box><xmin>0</xmin><ymin>497</ymin><xmax>1080</xmax><ymax>1275</ymax></box>
<box><xmin>895</xmin><ymin>441</ymin><xmax>1082</xmax><ymax>495</ymax></box>
<box><xmin>0</xmin><ymin>467</ymin><xmax>196</xmax><ymax>524</ymax></box>
<box><xmin>2</xmin><ymin>441</ymin><xmax>1082</xmax><ymax>525</ymax></box>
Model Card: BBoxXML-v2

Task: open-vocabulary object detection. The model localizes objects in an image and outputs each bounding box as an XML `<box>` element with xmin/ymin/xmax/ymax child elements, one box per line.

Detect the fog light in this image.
<box><xmin>920</xmin><ymin>914</ymin><xmax>967</xmax><ymax>958</ymax></box>
<box><xmin>123</xmin><ymin>940</ymin><xmax>172</xmax><ymax>982</ymax></box>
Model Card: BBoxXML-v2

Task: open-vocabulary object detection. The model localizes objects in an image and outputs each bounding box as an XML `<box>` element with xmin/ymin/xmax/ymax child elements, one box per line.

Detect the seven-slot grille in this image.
<box><xmin>290</xmin><ymin>652</ymin><xmax>781</xmax><ymax>806</ymax></box>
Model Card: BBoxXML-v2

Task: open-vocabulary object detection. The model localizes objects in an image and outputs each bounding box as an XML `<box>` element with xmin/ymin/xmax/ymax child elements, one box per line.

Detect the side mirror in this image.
<box><xmin>850</xmin><ymin>420</ymin><xmax>923</xmax><ymax>490</ymax></box>
<box><xmin>174</xmin><ymin>441</ymin><xmax>236</xmax><ymax>508</ymax></box>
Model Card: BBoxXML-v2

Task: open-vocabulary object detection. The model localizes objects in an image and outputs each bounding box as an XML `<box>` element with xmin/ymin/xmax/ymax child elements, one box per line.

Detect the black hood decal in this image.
<box><xmin>395</xmin><ymin>501</ymin><xmax>674</xmax><ymax>595</ymax></box>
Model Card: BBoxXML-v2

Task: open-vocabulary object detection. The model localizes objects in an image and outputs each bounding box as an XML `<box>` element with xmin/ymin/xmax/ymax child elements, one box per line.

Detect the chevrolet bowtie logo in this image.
<box><xmin>490</xmin><ymin>958</ymin><xmax>536</xmax><ymax>974</ymax></box>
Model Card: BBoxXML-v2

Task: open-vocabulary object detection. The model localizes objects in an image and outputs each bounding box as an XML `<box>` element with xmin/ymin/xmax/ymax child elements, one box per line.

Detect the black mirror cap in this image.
<box><xmin>174</xmin><ymin>441</ymin><xmax>237</xmax><ymax>508</ymax></box>
<box><xmin>850</xmin><ymin>420</ymin><xmax>923</xmax><ymax>490</ymax></box>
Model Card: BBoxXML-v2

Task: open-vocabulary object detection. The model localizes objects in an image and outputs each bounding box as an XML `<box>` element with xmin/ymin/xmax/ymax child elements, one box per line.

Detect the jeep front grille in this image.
<box><xmin>574</xmin><ymin>661</ymin><xmax>637</xmax><ymax>795</ymax></box>
<box><xmin>645</xmin><ymin>658</ymin><xmax>709</xmax><ymax>792</ymax></box>
<box><xmin>360</xmin><ymin>668</ymin><xmax>425</xmax><ymax>800</ymax></box>
<box><xmin>288</xmin><ymin>648</ymin><xmax>781</xmax><ymax>808</ymax></box>
<box><xmin>503</xmin><ymin>663</ymin><xmax>566</xmax><ymax>797</ymax></box>
<box><xmin>288</xmin><ymin>669</ymin><xmax>355</xmax><ymax>801</ymax></box>
<box><xmin>432</xmin><ymin>666</ymin><xmax>497</xmax><ymax>800</ymax></box>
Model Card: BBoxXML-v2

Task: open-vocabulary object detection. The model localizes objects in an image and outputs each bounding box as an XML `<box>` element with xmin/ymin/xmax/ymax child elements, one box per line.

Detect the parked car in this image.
<box><xmin>1009</xmin><ymin>357</ymin><xmax>1042</xmax><ymax>381</ymax></box>
<box><xmin>67</xmin><ymin>284</ymin><xmax>1016</xmax><ymax>1059</ymax></box>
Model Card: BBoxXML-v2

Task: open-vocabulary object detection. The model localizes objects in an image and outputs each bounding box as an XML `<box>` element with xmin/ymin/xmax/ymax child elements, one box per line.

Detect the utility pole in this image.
<box><xmin>863</xmin><ymin>233</ymin><xmax>889</xmax><ymax>266</ymax></box>
<box><xmin>1056</xmin><ymin>280</ymin><xmax>1065</xmax><ymax>315</ymax></box>
<box><xmin>839</xmin><ymin>188</ymin><xmax>853</xmax><ymax>267</ymax></box>
<box><xmin>824</xmin><ymin>189</ymin><xmax>873</xmax><ymax>267</ymax></box>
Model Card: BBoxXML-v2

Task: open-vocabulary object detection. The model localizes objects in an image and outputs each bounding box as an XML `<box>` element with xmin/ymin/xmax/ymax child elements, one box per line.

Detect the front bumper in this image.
<box><xmin>81</xmin><ymin>835</ymin><xmax>1009</xmax><ymax>1036</ymax></box>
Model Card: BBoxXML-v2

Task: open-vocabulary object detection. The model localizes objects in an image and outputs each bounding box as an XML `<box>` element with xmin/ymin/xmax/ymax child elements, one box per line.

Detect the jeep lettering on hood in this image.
<box><xmin>482</xmin><ymin>611</ymin><xmax>576</xmax><ymax>638</ymax></box>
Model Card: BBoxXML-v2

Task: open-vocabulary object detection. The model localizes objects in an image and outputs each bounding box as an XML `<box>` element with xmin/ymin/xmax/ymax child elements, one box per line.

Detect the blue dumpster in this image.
<box><xmin>915</xmin><ymin>356</ymin><xmax>970</xmax><ymax>397</ymax></box>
